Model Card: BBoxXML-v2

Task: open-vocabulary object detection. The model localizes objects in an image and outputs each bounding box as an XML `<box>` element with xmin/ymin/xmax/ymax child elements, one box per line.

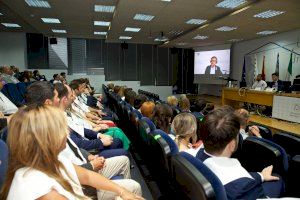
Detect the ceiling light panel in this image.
<box><xmin>254</xmin><ymin>10</ymin><xmax>285</xmax><ymax>18</ymax></box>
<box><xmin>52</xmin><ymin>29</ymin><xmax>66</xmax><ymax>33</ymax></box>
<box><xmin>94</xmin><ymin>5</ymin><xmax>115</xmax><ymax>13</ymax></box>
<box><xmin>41</xmin><ymin>18</ymin><xmax>60</xmax><ymax>23</ymax></box>
<box><xmin>125</xmin><ymin>27</ymin><xmax>141</xmax><ymax>32</ymax></box>
<box><xmin>186</xmin><ymin>19</ymin><xmax>207</xmax><ymax>25</ymax></box>
<box><xmin>168</xmin><ymin>30</ymin><xmax>183</xmax><ymax>35</ymax></box>
<box><xmin>0</xmin><ymin>13</ymin><xmax>3</xmax><ymax>15</ymax></box>
<box><xmin>25</xmin><ymin>0</ymin><xmax>51</xmax><ymax>8</ymax></box>
<box><xmin>119</xmin><ymin>36</ymin><xmax>132</xmax><ymax>40</ymax></box>
<box><xmin>193</xmin><ymin>35</ymin><xmax>209</xmax><ymax>40</ymax></box>
<box><xmin>177</xmin><ymin>42</ymin><xmax>187</xmax><ymax>46</ymax></box>
<box><xmin>229</xmin><ymin>38</ymin><xmax>243</xmax><ymax>42</ymax></box>
<box><xmin>216</xmin><ymin>0</ymin><xmax>247</xmax><ymax>9</ymax></box>
<box><xmin>94</xmin><ymin>32</ymin><xmax>107</xmax><ymax>35</ymax></box>
<box><xmin>154</xmin><ymin>38</ymin><xmax>168</xmax><ymax>42</ymax></box>
<box><xmin>94</xmin><ymin>21</ymin><xmax>110</xmax><ymax>26</ymax></box>
<box><xmin>257</xmin><ymin>30</ymin><xmax>277</xmax><ymax>35</ymax></box>
<box><xmin>134</xmin><ymin>14</ymin><xmax>155</xmax><ymax>21</ymax></box>
<box><xmin>215</xmin><ymin>26</ymin><xmax>237</xmax><ymax>31</ymax></box>
<box><xmin>1</xmin><ymin>23</ymin><xmax>21</xmax><ymax>28</ymax></box>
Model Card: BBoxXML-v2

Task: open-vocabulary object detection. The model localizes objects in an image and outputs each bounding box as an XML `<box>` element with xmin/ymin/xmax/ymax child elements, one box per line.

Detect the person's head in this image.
<box><xmin>234</xmin><ymin>108</ymin><xmax>250</xmax><ymax>129</ymax></box>
<box><xmin>1</xmin><ymin>65</ymin><xmax>13</xmax><ymax>76</ymax></box>
<box><xmin>22</xmin><ymin>70</ymin><xmax>30</xmax><ymax>80</ymax></box>
<box><xmin>69</xmin><ymin>79</ymin><xmax>86</xmax><ymax>96</ymax></box>
<box><xmin>10</xmin><ymin>66</ymin><xmax>19</xmax><ymax>73</ymax></box>
<box><xmin>272</xmin><ymin>72</ymin><xmax>279</xmax><ymax>82</ymax></box>
<box><xmin>125</xmin><ymin>90</ymin><xmax>137</xmax><ymax>106</ymax></box>
<box><xmin>193</xmin><ymin>98</ymin><xmax>208</xmax><ymax>113</ymax></box>
<box><xmin>0</xmin><ymin>106</ymin><xmax>82</xmax><ymax>199</ymax></box>
<box><xmin>210</xmin><ymin>56</ymin><xmax>218</xmax><ymax>67</ymax></box>
<box><xmin>33</xmin><ymin>70</ymin><xmax>40</xmax><ymax>77</ymax></box>
<box><xmin>202</xmin><ymin>104</ymin><xmax>215</xmax><ymax>115</ymax></box>
<box><xmin>256</xmin><ymin>74</ymin><xmax>262</xmax><ymax>81</ymax></box>
<box><xmin>60</xmin><ymin>72</ymin><xmax>66</xmax><ymax>79</ymax></box>
<box><xmin>167</xmin><ymin>96</ymin><xmax>178</xmax><ymax>107</ymax></box>
<box><xmin>172</xmin><ymin>113</ymin><xmax>197</xmax><ymax>145</ymax></box>
<box><xmin>54</xmin><ymin>83</ymin><xmax>73</xmax><ymax>110</ymax></box>
<box><xmin>140</xmin><ymin>101</ymin><xmax>155</xmax><ymax>118</ymax></box>
<box><xmin>118</xmin><ymin>86</ymin><xmax>125</xmax><ymax>97</ymax></box>
<box><xmin>201</xmin><ymin>107</ymin><xmax>240</xmax><ymax>157</ymax></box>
<box><xmin>113</xmin><ymin>85</ymin><xmax>121</xmax><ymax>94</ymax></box>
<box><xmin>25</xmin><ymin>81</ymin><xmax>60</xmax><ymax>107</ymax></box>
<box><xmin>134</xmin><ymin>94</ymin><xmax>148</xmax><ymax>110</ymax></box>
<box><xmin>53</xmin><ymin>74</ymin><xmax>60</xmax><ymax>80</ymax></box>
<box><xmin>0</xmin><ymin>76</ymin><xmax>4</xmax><ymax>90</ymax></box>
<box><xmin>107</xmin><ymin>83</ymin><xmax>114</xmax><ymax>91</ymax></box>
<box><xmin>152</xmin><ymin>104</ymin><xmax>173</xmax><ymax>134</ymax></box>
<box><xmin>178</xmin><ymin>97</ymin><xmax>190</xmax><ymax>112</ymax></box>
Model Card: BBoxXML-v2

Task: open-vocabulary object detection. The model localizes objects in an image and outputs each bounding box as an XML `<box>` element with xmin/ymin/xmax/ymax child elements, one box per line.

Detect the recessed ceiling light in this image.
<box><xmin>216</xmin><ymin>0</ymin><xmax>247</xmax><ymax>9</ymax></box>
<box><xmin>254</xmin><ymin>10</ymin><xmax>285</xmax><ymax>18</ymax></box>
<box><xmin>125</xmin><ymin>27</ymin><xmax>141</xmax><ymax>32</ymax></box>
<box><xmin>0</xmin><ymin>13</ymin><xmax>3</xmax><ymax>15</ymax></box>
<box><xmin>177</xmin><ymin>42</ymin><xmax>187</xmax><ymax>46</ymax></box>
<box><xmin>154</xmin><ymin>38</ymin><xmax>168</xmax><ymax>42</ymax></box>
<box><xmin>25</xmin><ymin>0</ymin><xmax>51</xmax><ymax>8</ymax></box>
<box><xmin>168</xmin><ymin>30</ymin><xmax>183</xmax><ymax>35</ymax></box>
<box><xmin>1</xmin><ymin>23</ymin><xmax>21</xmax><ymax>28</ymax></box>
<box><xmin>257</xmin><ymin>30</ymin><xmax>277</xmax><ymax>35</ymax></box>
<box><xmin>94</xmin><ymin>5</ymin><xmax>115</xmax><ymax>13</ymax></box>
<box><xmin>52</xmin><ymin>29</ymin><xmax>66</xmax><ymax>33</ymax></box>
<box><xmin>119</xmin><ymin>36</ymin><xmax>132</xmax><ymax>40</ymax></box>
<box><xmin>193</xmin><ymin>35</ymin><xmax>209</xmax><ymax>40</ymax></box>
<box><xmin>229</xmin><ymin>38</ymin><xmax>243</xmax><ymax>42</ymax></box>
<box><xmin>215</xmin><ymin>26</ymin><xmax>237</xmax><ymax>31</ymax></box>
<box><xmin>41</xmin><ymin>18</ymin><xmax>60</xmax><ymax>23</ymax></box>
<box><xmin>134</xmin><ymin>14</ymin><xmax>155</xmax><ymax>21</ymax></box>
<box><xmin>186</xmin><ymin>19</ymin><xmax>207</xmax><ymax>25</ymax></box>
<box><xmin>94</xmin><ymin>31</ymin><xmax>107</xmax><ymax>35</ymax></box>
<box><xmin>94</xmin><ymin>21</ymin><xmax>110</xmax><ymax>26</ymax></box>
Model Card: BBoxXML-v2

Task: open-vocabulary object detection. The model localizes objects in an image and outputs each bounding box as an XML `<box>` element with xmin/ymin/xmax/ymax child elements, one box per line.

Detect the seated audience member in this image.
<box><xmin>117</xmin><ymin>86</ymin><xmax>126</xmax><ymax>101</ymax></box>
<box><xmin>25</xmin><ymin>82</ymin><xmax>126</xmax><ymax>157</ymax></box>
<box><xmin>107</xmin><ymin>83</ymin><xmax>115</xmax><ymax>92</ymax></box>
<box><xmin>178</xmin><ymin>96</ymin><xmax>191</xmax><ymax>112</ymax></box>
<box><xmin>252</xmin><ymin>74</ymin><xmax>267</xmax><ymax>90</ymax></box>
<box><xmin>0</xmin><ymin>106</ymin><xmax>143</xmax><ymax>200</ymax></box>
<box><xmin>152</xmin><ymin>104</ymin><xmax>173</xmax><ymax>135</ymax></box>
<box><xmin>140</xmin><ymin>101</ymin><xmax>155</xmax><ymax>118</ymax></box>
<box><xmin>0</xmin><ymin>77</ymin><xmax>18</xmax><ymax>114</ymax></box>
<box><xmin>10</xmin><ymin>66</ymin><xmax>21</xmax><ymax>80</ymax></box>
<box><xmin>191</xmin><ymin>98</ymin><xmax>208</xmax><ymax>119</ymax></box>
<box><xmin>0</xmin><ymin>65</ymin><xmax>20</xmax><ymax>83</ymax></box>
<box><xmin>55</xmin><ymin>83</ymin><xmax>131</xmax><ymax>150</ymax></box>
<box><xmin>113</xmin><ymin>85</ymin><xmax>121</xmax><ymax>95</ymax></box>
<box><xmin>53</xmin><ymin>74</ymin><xmax>62</xmax><ymax>84</ymax></box>
<box><xmin>124</xmin><ymin>89</ymin><xmax>137</xmax><ymax>107</ymax></box>
<box><xmin>167</xmin><ymin>95</ymin><xmax>178</xmax><ymax>107</ymax></box>
<box><xmin>235</xmin><ymin>108</ymin><xmax>261</xmax><ymax>140</ymax></box>
<box><xmin>133</xmin><ymin>94</ymin><xmax>148</xmax><ymax>111</ymax></box>
<box><xmin>199</xmin><ymin>108</ymin><xmax>283</xmax><ymax>199</ymax></box>
<box><xmin>61</xmin><ymin>72</ymin><xmax>67</xmax><ymax>81</ymax></box>
<box><xmin>171</xmin><ymin>113</ymin><xmax>199</xmax><ymax>156</ymax></box>
<box><xmin>33</xmin><ymin>70</ymin><xmax>46</xmax><ymax>81</ymax></box>
<box><xmin>270</xmin><ymin>72</ymin><xmax>283</xmax><ymax>91</ymax></box>
<box><xmin>20</xmin><ymin>70</ymin><xmax>35</xmax><ymax>82</ymax></box>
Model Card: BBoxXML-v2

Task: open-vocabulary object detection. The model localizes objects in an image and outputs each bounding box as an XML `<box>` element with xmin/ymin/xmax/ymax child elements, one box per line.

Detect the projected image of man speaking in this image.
<box><xmin>204</xmin><ymin>56</ymin><xmax>223</xmax><ymax>76</ymax></box>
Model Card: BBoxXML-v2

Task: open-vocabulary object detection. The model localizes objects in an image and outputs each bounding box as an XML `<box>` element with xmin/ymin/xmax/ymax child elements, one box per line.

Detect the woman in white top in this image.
<box><xmin>171</xmin><ymin>113</ymin><xmax>200</xmax><ymax>157</ymax></box>
<box><xmin>0</xmin><ymin>106</ymin><xmax>143</xmax><ymax>200</ymax></box>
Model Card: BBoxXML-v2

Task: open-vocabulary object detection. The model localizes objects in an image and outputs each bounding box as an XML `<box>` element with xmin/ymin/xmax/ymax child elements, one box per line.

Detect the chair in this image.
<box><xmin>140</xmin><ymin>117</ymin><xmax>156</xmax><ymax>132</ymax></box>
<box><xmin>256</xmin><ymin>125</ymin><xmax>273</xmax><ymax>140</ymax></box>
<box><xmin>153</xmin><ymin>129</ymin><xmax>178</xmax><ymax>156</ymax></box>
<box><xmin>240</xmin><ymin>136</ymin><xmax>288</xmax><ymax>177</ymax></box>
<box><xmin>177</xmin><ymin>152</ymin><xmax>227</xmax><ymax>200</ymax></box>
<box><xmin>286</xmin><ymin>155</ymin><xmax>300</xmax><ymax>196</ymax></box>
<box><xmin>16</xmin><ymin>82</ymin><xmax>28</xmax><ymax>97</ymax></box>
<box><xmin>273</xmin><ymin>132</ymin><xmax>300</xmax><ymax>157</ymax></box>
<box><xmin>3</xmin><ymin>83</ymin><xmax>24</xmax><ymax>106</ymax></box>
<box><xmin>0</xmin><ymin>139</ymin><xmax>9</xmax><ymax>188</ymax></box>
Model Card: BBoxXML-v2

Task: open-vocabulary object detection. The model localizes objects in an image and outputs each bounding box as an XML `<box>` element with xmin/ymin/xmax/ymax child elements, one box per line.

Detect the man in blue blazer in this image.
<box><xmin>204</xmin><ymin>56</ymin><xmax>223</xmax><ymax>76</ymax></box>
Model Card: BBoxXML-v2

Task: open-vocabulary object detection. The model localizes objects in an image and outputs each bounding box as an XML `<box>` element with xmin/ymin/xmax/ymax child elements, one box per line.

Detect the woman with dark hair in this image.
<box><xmin>151</xmin><ymin>104</ymin><xmax>173</xmax><ymax>135</ymax></box>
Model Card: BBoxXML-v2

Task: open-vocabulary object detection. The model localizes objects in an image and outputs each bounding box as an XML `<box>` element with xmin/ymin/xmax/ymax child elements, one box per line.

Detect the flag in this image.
<box><xmin>241</xmin><ymin>57</ymin><xmax>246</xmax><ymax>82</ymax></box>
<box><xmin>286</xmin><ymin>52</ymin><xmax>293</xmax><ymax>81</ymax></box>
<box><xmin>275</xmin><ymin>53</ymin><xmax>279</xmax><ymax>75</ymax></box>
<box><xmin>253</xmin><ymin>54</ymin><xmax>258</xmax><ymax>85</ymax></box>
<box><xmin>261</xmin><ymin>55</ymin><xmax>266</xmax><ymax>81</ymax></box>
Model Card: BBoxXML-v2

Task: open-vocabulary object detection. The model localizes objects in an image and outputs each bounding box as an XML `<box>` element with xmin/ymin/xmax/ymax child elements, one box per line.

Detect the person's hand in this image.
<box><xmin>90</xmin><ymin>157</ymin><xmax>105</xmax><ymax>171</ymax></box>
<box><xmin>100</xmin><ymin>137</ymin><xmax>113</xmax><ymax>146</ymax></box>
<box><xmin>261</xmin><ymin>165</ymin><xmax>280</xmax><ymax>182</ymax></box>
<box><xmin>87</xmin><ymin>154</ymin><xmax>98</xmax><ymax>161</ymax></box>
<box><xmin>249</xmin><ymin>125</ymin><xmax>261</xmax><ymax>137</ymax></box>
<box><xmin>119</xmin><ymin>189</ymin><xmax>144</xmax><ymax>200</ymax></box>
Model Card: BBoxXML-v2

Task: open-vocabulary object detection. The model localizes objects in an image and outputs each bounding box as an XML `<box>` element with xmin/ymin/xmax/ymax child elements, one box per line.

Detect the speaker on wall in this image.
<box><xmin>50</xmin><ymin>37</ymin><xmax>57</xmax><ymax>45</ymax></box>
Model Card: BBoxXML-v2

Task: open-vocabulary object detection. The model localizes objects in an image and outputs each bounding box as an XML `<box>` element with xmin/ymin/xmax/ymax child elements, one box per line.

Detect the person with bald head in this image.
<box><xmin>0</xmin><ymin>65</ymin><xmax>20</xmax><ymax>83</ymax></box>
<box><xmin>234</xmin><ymin>108</ymin><xmax>261</xmax><ymax>140</ymax></box>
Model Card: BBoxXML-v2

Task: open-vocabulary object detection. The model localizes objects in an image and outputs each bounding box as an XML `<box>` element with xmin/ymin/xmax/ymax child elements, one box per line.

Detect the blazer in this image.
<box><xmin>69</xmin><ymin>129</ymin><xmax>104</xmax><ymax>152</ymax></box>
<box><xmin>205</xmin><ymin>65</ymin><xmax>223</xmax><ymax>76</ymax></box>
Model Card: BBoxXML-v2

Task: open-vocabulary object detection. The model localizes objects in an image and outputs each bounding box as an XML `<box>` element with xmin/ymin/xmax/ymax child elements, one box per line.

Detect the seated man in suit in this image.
<box><xmin>270</xmin><ymin>72</ymin><xmax>283</xmax><ymax>91</ymax></box>
<box><xmin>252</xmin><ymin>74</ymin><xmax>267</xmax><ymax>90</ymax></box>
<box><xmin>197</xmin><ymin>107</ymin><xmax>283</xmax><ymax>199</ymax></box>
<box><xmin>0</xmin><ymin>65</ymin><xmax>20</xmax><ymax>84</ymax></box>
<box><xmin>0</xmin><ymin>77</ymin><xmax>18</xmax><ymax>115</ymax></box>
<box><xmin>204</xmin><ymin>56</ymin><xmax>223</xmax><ymax>76</ymax></box>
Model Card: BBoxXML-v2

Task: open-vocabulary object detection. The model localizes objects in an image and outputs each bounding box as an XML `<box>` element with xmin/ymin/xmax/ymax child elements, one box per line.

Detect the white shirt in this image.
<box><xmin>7</xmin><ymin>155</ymin><xmax>85</xmax><ymax>200</ymax></box>
<box><xmin>240</xmin><ymin>128</ymin><xmax>249</xmax><ymax>140</ymax></box>
<box><xmin>184</xmin><ymin>146</ymin><xmax>201</xmax><ymax>157</ymax></box>
<box><xmin>0</xmin><ymin>92</ymin><xmax>18</xmax><ymax>114</ymax></box>
<box><xmin>210</xmin><ymin>66</ymin><xmax>216</xmax><ymax>74</ymax></box>
<box><xmin>1</xmin><ymin>74</ymin><xmax>20</xmax><ymax>84</ymax></box>
<box><xmin>252</xmin><ymin>80</ymin><xmax>267</xmax><ymax>90</ymax></box>
<box><xmin>53</xmin><ymin>80</ymin><xmax>62</xmax><ymax>84</ymax></box>
<box><xmin>60</xmin><ymin>137</ymin><xmax>87</xmax><ymax>166</ymax></box>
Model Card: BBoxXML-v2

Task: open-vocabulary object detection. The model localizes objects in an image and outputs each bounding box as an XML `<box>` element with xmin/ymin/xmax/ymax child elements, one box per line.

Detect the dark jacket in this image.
<box><xmin>205</xmin><ymin>65</ymin><xmax>223</xmax><ymax>76</ymax></box>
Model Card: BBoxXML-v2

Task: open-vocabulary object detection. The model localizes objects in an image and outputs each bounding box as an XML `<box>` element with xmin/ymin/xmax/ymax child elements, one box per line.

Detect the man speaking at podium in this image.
<box><xmin>205</xmin><ymin>56</ymin><xmax>223</xmax><ymax>76</ymax></box>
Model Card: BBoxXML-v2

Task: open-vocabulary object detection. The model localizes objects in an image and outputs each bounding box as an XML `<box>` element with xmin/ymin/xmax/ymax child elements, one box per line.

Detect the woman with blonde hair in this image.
<box><xmin>140</xmin><ymin>101</ymin><xmax>155</xmax><ymax>118</ymax></box>
<box><xmin>167</xmin><ymin>96</ymin><xmax>178</xmax><ymax>107</ymax></box>
<box><xmin>171</xmin><ymin>113</ymin><xmax>199</xmax><ymax>156</ymax></box>
<box><xmin>0</xmin><ymin>106</ymin><xmax>143</xmax><ymax>200</ymax></box>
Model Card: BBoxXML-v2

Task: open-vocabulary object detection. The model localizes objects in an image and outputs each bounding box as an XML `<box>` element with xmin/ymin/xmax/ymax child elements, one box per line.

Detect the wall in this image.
<box><xmin>0</xmin><ymin>32</ymin><xmax>27</xmax><ymax>70</ymax></box>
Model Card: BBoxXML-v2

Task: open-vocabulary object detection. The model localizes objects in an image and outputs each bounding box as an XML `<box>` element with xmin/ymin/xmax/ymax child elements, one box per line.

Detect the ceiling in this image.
<box><xmin>0</xmin><ymin>0</ymin><xmax>300</xmax><ymax>48</ymax></box>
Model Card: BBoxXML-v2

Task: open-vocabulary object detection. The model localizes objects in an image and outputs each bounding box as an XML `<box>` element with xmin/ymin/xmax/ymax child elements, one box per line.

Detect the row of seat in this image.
<box><xmin>103</xmin><ymin>84</ymin><xmax>300</xmax><ymax>198</ymax></box>
<box><xmin>1</xmin><ymin>82</ymin><xmax>33</xmax><ymax>106</ymax></box>
<box><xmin>138</xmin><ymin>89</ymin><xmax>160</xmax><ymax>101</ymax></box>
